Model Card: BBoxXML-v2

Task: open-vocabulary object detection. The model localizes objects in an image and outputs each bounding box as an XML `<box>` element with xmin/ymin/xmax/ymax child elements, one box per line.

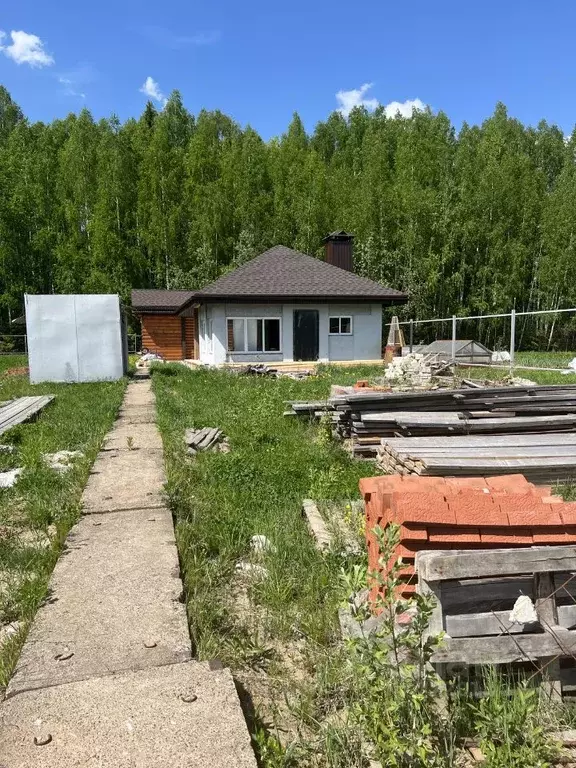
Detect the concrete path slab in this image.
<box><xmin>8</xmin><ymin>507</ymin><xmax>190</xmax><ymax>696</ymax></box>
<box><xmin>0</xmin><ymin>662</ymin><xmax>257</xmax><ymax>767</ymax></box>
<box><xmin>0</xmin><ymin>378</ymin><xmax>257</xmax><ymax>766</ymax></box>
<box><xmin>82</xmin><ymin>448</ymin><xmax>166</xmax><ymax>513</ymax></box>
<box><xmin>101</xmin><ymin>422</ymin><xmax>163</xmax><ymax>452</ymax></box>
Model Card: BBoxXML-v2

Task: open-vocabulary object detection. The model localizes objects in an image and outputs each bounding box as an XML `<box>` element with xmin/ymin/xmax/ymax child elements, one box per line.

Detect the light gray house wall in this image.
<box><xmin>198</xmin><ymin>302</ymin><xmax>383</xmax><ymax>365</ymax></box>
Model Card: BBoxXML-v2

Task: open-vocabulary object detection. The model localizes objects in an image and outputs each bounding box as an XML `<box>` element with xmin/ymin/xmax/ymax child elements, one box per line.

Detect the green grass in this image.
<box><xmin>0</xmin><ymin>354</ymin><xmax>27</xmax><ymax>374</ymax></box>
<box><xmin>153</xmin><ymin>364</ymin><xmax>379</xmax><ymax>662</ymax></box>
<box><xmin>458</xmin><ymin>350</ymin><xmax>576</xmax><ymax>386</ymax></box>
<box><xmin>0</xmin><ymin>365</ymin><xmax>126</xmax><ymax>688</ymax></box>
<box><xmin>153</xmin><ymin>362</ymin><xmax>576</xmax><ymax>766</ymax></box>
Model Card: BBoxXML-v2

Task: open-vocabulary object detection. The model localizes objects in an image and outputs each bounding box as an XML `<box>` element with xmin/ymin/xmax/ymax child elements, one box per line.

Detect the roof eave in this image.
<box><xmin>132</xmin><ymin>307</ymin><xmax>183</xmax><ymax>315</ymax></box>
<box><xmin>184</xmin><ymin>293</ymin><xmax>408</xmax><ymax>305</ymax></box>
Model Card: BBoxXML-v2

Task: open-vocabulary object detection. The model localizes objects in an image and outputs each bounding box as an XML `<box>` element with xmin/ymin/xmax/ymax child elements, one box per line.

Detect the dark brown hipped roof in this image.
<box><xmin>179</xmin><ymin>246</ymin><xmax>407</xmax><ymax>308</ymax></box>
<box><xmin>131</xmin><ymin>289</ymin><xmax>194</xmax><ymax>314</ymax></box>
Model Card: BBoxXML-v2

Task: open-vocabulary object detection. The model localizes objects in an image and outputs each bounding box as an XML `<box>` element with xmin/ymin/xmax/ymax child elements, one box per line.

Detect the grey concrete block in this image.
<box><xmin>82</xmin><ymin>448</ymin><xmax>166</xmax><ymax>514</ymax></box>
<box><xmin>0</xmin><ymin>661</ymin><xmax>257</xmax><ymax>767</ymax></box>
<box><xmin>8</xmin><ymin>508</ymin><xmax>190</xmax><ymax>696</ymax></box>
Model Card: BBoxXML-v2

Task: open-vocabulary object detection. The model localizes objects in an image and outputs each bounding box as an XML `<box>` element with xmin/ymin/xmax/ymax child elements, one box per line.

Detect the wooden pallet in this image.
<box><xmin>416</xmin><ymin>546</ymin><xmax>576</xmax><ymax>699</ymax></box>
<box><xmin>0</xmin><ymin>395</ymin><xmax>54</xmax><ymax>436</ymax></box>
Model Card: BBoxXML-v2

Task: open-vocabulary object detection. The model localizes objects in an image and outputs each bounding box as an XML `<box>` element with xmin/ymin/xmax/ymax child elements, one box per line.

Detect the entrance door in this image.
<box><xmin>293</xmin><ymin>310</ymin><xmax>319</xmax><ymax>361</ymax></box>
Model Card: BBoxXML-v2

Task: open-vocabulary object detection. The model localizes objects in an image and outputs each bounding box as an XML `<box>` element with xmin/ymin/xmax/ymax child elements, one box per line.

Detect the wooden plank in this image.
<box><xmin>383</xmin><ymin>433</ymin><xmax>576</xmax><ymax>448</ymax></box>
<box><xmin>417</xmin><ymin>547</ymin><xmax>576</xmax><ymax>583</ymax></box>
<box><xmin>420</xmin><ymin>456</ymin><xmax>576</xmax><ymax>470</ymax></box>
<box><xmin>393</xmin><ymin>446</ymin><xmax>575</xmax><ymax>459</ymax></box>
<box><xmin>431</xmin><ymin>629</ymin><xmax>576</xmax><ymax>664</ymax></box>
<box><xmin>534</xmin><ymin>571</ymin><xmax>563</xmax><ymax>700</ymax></box>
<box><xmin>0</xmin><ymin>395</ymin><xmax>54</xmax><ymax>436</ymax></box>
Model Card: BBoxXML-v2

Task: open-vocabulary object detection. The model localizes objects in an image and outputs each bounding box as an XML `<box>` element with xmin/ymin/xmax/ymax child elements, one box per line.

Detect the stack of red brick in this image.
<box><xmin>360</xmin><ymin>473</ymin><xmax>576</xmax><ymax>602</ymax></box>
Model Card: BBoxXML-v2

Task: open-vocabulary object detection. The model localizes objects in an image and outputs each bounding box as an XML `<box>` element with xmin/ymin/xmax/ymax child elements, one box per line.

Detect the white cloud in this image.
<box><xmin>0</xmin><ymin>29</ymin><xmax>54</xmax><ymax>67</ymax></box>
<box><xmin>383</xmin><ymin>98</ymin><xmax>426</xmax><ymax>118</ymax></box>
<box><xmin>336</xmin><ymin>83</ymin><xmax>379</xmax><ymax>117</ymax></box>
<box><xmin>140</xmin><ymin>26</ymin><xmax>221</xmax><ymax>49</ymax></box>
<box><xmin>58</xmin><ymin>77</ymin><xmax>85</xmax><ymax>99</ymax></box>
<box><xmin>139</xmin><ymin>76</ymin><xmax>167</xmax><ymax>106</ymax></box>
<box><xmin>336</xmin><ymin>83</ymin><xmax>426</xmax><ymax>119</ymax></box>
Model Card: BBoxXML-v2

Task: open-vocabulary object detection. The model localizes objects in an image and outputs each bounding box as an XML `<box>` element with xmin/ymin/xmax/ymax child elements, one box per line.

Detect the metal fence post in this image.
<box><xmin>451</xmin><ymin>315</ymin><xmax>457</xmax><ymax>363</ymax></box>
<box><xmin>409</xmin><ymin>319</ymin><xmax>414</xmax><ymax>354</ymax></box>
<box><xmin>510</xmin><ymin>309</ymin><xmax>516</xmax><ymax>377</ymax></box>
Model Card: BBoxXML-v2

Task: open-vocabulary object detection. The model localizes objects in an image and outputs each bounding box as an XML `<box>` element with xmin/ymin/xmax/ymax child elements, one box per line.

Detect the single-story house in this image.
<box><xmin>131</xmin><ymin>233</ymin><xmax>408</xmax><ymax>364</ymax></box>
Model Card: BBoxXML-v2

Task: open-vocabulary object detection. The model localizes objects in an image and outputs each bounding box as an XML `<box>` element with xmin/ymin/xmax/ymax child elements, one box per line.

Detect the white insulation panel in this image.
<box><xmin>25</xmin><ymin>294</ymin><xmax>127</xmax><ymax>383</ymax></box>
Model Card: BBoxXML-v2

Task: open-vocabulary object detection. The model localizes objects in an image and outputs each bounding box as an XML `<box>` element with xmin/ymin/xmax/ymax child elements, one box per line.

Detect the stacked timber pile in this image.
<box><xmin>287</xmin><ymin>383</ymin><xmax>576</xmax><ymax>467</ymax></box>
<box><xmin>333</xmin><ymin>383</ymin><xmax>576</xmax><ymax>456</ymax></box>
<box><xmin>377</xmin><ymin>434</ymin><xmax>576</xmax><ymax>484</ymax></box>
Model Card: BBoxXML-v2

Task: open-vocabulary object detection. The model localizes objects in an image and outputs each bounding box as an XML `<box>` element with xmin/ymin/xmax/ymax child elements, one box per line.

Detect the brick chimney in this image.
<box><xmin>322</xmin><ymin>231</ymin><xmax>354</xmax><ymax>272</ymax></box>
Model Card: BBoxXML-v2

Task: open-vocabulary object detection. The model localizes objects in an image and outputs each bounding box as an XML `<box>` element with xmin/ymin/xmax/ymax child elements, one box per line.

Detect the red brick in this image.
<box><xmin>533</xmin><ymin>528</ymin><xmax>576</xmax><ymax>544</ymax></box>
<box><xmin>448</xmin><ymin>496</ymin><xmax>508</xmax><ymax>527</ymax></box>
<box><xmin>479</xmin><ymin>527</ymin><xmax>533</xmax><ymax>544</ymax></box>
<box><xmin>389</xmin><ymin>492</ymin><xmax>454</xmax><ymax>525</ymax></box>
<box><xmin>399</xmin><ymin>523</ymin><xmax>428</xmax><ymax>541</ymax></box>
<box><xmin>560</xmin><ymin>505</ymin><xmax>576</xmax><ymax>525</ymax></box>
<box><xmin>504</xmin><ymin>501</ymin><xmax>562</xmax><ymax>527</ymax></box>
<box><xmin>428</xmin><ymin>526</ymin><xmax>481</xmax><ymax>543</ymax></box>
<box><xmin>445</xmin><ymin>477</ymin><xmax>490</xmax><ymax>491</ymax></box>
<box><xmin>485</xmin><ymin>474</ymin><xmax>532</xmax><ymax>491</ymax></box>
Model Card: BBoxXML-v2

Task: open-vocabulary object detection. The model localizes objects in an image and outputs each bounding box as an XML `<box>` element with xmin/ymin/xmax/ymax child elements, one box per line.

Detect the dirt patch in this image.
<box><xmin>3</xmin><ymin>367</ymin><xmax>29</xmax><ymax>377</ymax></box>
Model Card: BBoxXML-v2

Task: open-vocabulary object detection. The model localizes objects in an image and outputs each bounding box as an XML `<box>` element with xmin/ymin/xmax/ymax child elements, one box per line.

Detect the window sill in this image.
<box><xmin>227</xmin><ymin>351</ymin><xmax>283</xmax><ymax>355</ymax></box>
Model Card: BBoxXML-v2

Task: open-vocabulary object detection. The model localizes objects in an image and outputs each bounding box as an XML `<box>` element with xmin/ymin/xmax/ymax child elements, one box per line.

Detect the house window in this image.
<box><xmin>329</xmin><ymin>316</ymin><xmax>352</xmax><ymax>335</ymax></box>
<box><xmin>227</xmin><ymin>318</ymin><xmax>281</xmax><ymax>353</ymax></box>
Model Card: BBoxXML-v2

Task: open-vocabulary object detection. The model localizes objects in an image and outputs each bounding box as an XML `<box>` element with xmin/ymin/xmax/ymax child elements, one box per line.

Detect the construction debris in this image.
<box><xmin>0</xmin><ymin>468</ymin><xmax>23</xmax><ymax>488</ymax></box>
<box><xmin>0</xmin><ymin>621</ymin><xmax>22</xmax><ymax>648</ymax></box>
<box><xmin>184</xmin><ymin>427</ymin><xmax>230</xmax><ymax>455</ymax></box>
<box><xmin>43</xmin><ymin>450</ymin><xmax>84</xmax><ymax>473</ymax></box>
<box><xmin>382</xmin><ymin>354</ymin><xmax>434</xmax><ymax>386</ymax></box>
<box><xmin>0</xmin><ymin>395</ymin><xmax>54</xmax><ymax>437</ymax></box>
<box><xmin>250</xmin><ymin>534</ymin><xmax>276</xmax><ymax>555</ymax></box>
<box><xmin>235</xmin><ymin>562</ymin><xmax>269</xmax><ymax>579</ymax></box>
<box><xmin>237</xmin><ymin>364</ymin><xmax>311</xmax><ymax>379</ymax></box>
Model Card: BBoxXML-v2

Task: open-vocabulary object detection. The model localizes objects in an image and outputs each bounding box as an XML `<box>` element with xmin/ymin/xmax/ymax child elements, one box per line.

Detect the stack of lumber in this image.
<box><xmin>332</xmin><ymin>383</ymin><xmax>576</xmax><ymax>456</ymax></box>
<box><xmin>0</xmin><ymin>395</ymin><xmax>54</xmax><ymax>436</ymax></box>
<box><xmin>184</xmin><ymin>427</ymin><xmax>229</xmax><ymax>455</ymax></box>
<box><xmin>377</xmin><ymin>434</ymin><xmax>576</xmax><ymax>484</ymax></box>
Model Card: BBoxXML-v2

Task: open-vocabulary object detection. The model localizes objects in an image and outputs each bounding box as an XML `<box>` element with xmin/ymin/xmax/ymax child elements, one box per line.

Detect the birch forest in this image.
<box><xmin>1</xmin><ymin>85</ymin><xmax>576</xmax><ymax>345</ymax></box>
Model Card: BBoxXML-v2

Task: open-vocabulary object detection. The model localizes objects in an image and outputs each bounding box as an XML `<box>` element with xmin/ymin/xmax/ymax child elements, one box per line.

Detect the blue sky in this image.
<box><xmin>1</xmin><ymin>1</ymin><xmax>575</xmax><ymax>138</ymax></box>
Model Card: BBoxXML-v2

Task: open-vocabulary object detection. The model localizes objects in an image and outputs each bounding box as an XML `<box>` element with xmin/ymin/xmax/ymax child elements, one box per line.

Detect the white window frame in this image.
<box><xmin>329</xmin><ymin>316</ymin><xmax>353</xmax><ymax>336</ymax></box>
<box><xmin>227</xmin><ymin>317</ymin><xmax>282</xmax><ymax>353</ymax></box>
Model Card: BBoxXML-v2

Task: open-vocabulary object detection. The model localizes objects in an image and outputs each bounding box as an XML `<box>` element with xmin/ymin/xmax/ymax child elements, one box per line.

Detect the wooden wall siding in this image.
<box><xmin>141</xmin><ymin>313</ymin><xmax>198</xmax><ymax>361</ymax></box>
<box><xmin>141</xmin><ymin>315</ymin><xmax>184</xmax><ymax>361</ymax></box>
<box><xmin>183</xmin><ymin>313</ymin><xmax>198</xmax><ymax>359</ymax></box>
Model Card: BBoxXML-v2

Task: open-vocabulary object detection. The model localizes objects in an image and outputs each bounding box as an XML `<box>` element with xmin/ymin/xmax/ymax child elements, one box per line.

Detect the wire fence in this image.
<box><xmin>0</xmin><ymin>334</ymin><xmax>142</xmax><ymax>356</ymax></box>
<box><xmin>390</xmin><ymin>307</ymin><xmax>576</xmax><ymax>376</ymax></box>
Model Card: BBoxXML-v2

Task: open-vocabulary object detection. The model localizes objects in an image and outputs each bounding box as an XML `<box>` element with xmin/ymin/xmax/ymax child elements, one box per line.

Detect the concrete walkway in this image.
<box><xmin>0</xmin><ymin>377</ymin><xmax>256</xmax><ymax>767</ymax></box>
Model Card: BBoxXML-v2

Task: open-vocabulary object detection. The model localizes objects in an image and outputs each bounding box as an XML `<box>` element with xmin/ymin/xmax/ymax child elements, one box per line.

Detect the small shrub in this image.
<box><xmin>341</xmin><ymin>524</ymin><xmax>454</xmax><ymax>767</ymax></box>
<box><xmin>471</xmin><ymin>668</ymin><xmax>559</xmax><ymax>768</ymax></box>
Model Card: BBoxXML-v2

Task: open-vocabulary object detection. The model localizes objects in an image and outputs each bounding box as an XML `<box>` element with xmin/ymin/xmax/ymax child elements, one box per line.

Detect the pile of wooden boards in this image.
<box><xmin>0</xmin><ymin>395</ymin><xmax>54</xmax><ymax>436</ymax></box>
<box><xmin>288</xmin><ymin>383</ymin><xmax>576</xmax><ymax>459</ymax></box>
<box><xmin>377</xmin><ymin>434</ymin><xmax>576</xmax><ymax>484</ymax></box>
<box><xmin>184</xmin><ymin>427</ymin><xmax>230</xmax><ymax>455</ymax></box>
